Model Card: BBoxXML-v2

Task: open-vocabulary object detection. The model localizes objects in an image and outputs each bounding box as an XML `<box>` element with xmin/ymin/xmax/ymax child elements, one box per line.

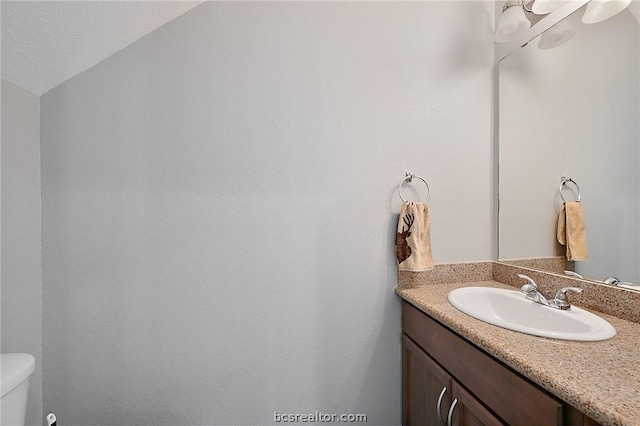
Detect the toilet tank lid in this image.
<box><xmin>1</xmin><ymin>353</ymin><xmax>36</xmax><ymax>397</ymax></box>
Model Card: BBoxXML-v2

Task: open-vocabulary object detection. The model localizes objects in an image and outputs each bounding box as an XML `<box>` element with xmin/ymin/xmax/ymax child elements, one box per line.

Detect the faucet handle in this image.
<box><xmin>517</xmin><ymin>274</ymin><xmax>538</xmax><ymax>293</ymax></box>
<box><xmin>553</xmin><ymin>287</ymin><xmax>583</xmax><ymax>310</ymax></box>
<box><xmin>564</xmin><ymin>270</ymin><xmax>584</xmax><ymax>279</ymax></box>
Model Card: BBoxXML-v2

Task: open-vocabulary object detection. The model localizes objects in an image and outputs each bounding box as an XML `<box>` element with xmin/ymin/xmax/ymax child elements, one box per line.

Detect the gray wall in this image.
<box><xmin>1</xmin><ymin>79</ymin><xmax>43</xmax><ymax>426</ymax></box>
<box><xmin>41</xmin><ymin>2</ymin><xmax>494</xmax><ymax>425</ymax></box>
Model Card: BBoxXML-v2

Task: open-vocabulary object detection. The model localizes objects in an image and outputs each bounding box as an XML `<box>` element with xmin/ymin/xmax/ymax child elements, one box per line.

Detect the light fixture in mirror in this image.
<box><xmin>498</xmin><ymin>3</ymin><xmax>640</xmax><ymax>290</ymax></box>
<box><xmin>537</xmin><ymin>20</ymin><xmax>576</xmax><ymax>49</ymax></box>
<box><xmin>532</xmin><ymin>0</ymin><xmax>571</xmax><ymax>15</ymax></box>
<box><xmin>495</xmin><ymin>1</ymin><xmax>531</xmax><ymax>43</ymax></box>
<box><xmin>582</xmin><ymin>0</ymin><xmax>632</xmax><ymax>24</ymax></box>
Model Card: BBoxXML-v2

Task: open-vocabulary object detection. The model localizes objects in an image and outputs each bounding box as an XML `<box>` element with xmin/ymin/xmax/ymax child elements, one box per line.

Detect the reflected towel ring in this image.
<box><xmin>398</xmin><ymin>172</ymin><xmax>431</xmax><ymax>203</ymax></box>
<box><xmin>560</xmin><ymin>177</ymin><xmax>581</xmax><ymax>202</ymax></box>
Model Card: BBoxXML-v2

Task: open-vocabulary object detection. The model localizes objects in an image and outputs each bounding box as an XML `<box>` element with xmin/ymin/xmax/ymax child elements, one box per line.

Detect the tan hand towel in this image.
<box><xmin>558</xmin><ymin>201</ymin><xmax>589</xmax><ymax>261</ymax></box>
<box><xmin>396</xmin><ymin>201</ymin><xmax>433</xmax><ymax>271</ymax></box>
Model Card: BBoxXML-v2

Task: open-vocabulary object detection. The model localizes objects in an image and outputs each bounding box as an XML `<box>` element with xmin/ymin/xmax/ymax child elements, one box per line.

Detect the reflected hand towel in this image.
<box><xmin>396</xmin><ymin>201</ymin><xmax>433</xmax><ymax>271</ymax></box>
<box><xmin>558</xmin><ymin>201</ymin><xmax>589</xmax><ymax>261</ymax></box>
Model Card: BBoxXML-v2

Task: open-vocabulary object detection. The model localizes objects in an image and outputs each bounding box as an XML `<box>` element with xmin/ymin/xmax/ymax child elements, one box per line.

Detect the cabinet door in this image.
<box><xmin>403</xmin><ymin>302</ymin><xmax>563</xmax><ymax>425</ymax></box>
<box><xmin>447</xmin><ymin>382</ymin><xmax>504</xmax><ymax>426</ymax></box>
<box><xmin>403</xmin><ymin>335</ymin><xmax>452</xmax><ymax>426</ymax></box>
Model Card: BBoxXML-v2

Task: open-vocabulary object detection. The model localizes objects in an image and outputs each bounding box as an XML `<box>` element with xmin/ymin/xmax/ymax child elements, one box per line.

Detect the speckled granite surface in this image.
<box><xmin>500</xmin><ymin>256</ymin><xmax>573</xmax><ymax>275</ymax></box>
<box><xmin>398</xmin><ymin>261</ymin><xmax>493</xmax><ymax>288</ymax></box>
<box><xmin>397</xmin><ymin>280</ymin><xmax>640</xmax><ymax>425</ymax></box>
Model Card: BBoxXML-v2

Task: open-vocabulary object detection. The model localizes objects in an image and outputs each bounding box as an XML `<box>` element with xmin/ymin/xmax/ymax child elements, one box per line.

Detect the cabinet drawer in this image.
<box><xmin>403</xmin><ymin>301</ymin><xmax>563</xmax><ymax>426</ymax></box>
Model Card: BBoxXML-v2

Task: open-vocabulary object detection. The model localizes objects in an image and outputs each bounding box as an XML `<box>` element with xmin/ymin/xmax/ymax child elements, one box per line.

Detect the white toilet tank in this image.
<box><xmin>1</xmin><ymin>353</ymin><xmax>36</xmax><ymax>426</ymax></box>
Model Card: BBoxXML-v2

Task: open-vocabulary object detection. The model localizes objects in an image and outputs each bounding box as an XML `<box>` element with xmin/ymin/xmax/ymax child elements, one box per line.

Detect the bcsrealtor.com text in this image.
<box><xmin>274</xmin><ymin>411</ymin><xmax>367</xmax><ymax>423</ymax></box>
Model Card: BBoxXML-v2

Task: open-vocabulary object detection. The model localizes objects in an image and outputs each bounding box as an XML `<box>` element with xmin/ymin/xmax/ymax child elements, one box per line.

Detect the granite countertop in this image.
<box><xmin>397</xmin><ymin>280</ymin><xmax>640</xmax><ymax>426</ymax></box>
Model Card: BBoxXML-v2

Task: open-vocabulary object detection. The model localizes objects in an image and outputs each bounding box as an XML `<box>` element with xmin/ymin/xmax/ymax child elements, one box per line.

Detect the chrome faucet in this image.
<box><xmin>518</xmin><ymin>274</ymin><xmax>550</xmax><ymax>306</ymax></box>
<box><xmin>517</xmin><ymin>274</ymin><xmax>583</xmax><ymax>311</ymax></box>
<box><xmin>552</xmin><ymin>286</ymin><xmax>584</xmax><ymax>310</ymax></box>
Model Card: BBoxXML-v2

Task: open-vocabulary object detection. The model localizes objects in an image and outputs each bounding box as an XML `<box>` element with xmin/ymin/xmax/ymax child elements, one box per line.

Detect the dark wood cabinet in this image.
<box><xmin>403</xmin><ymin>334</ymin><xmax>451</xmax><ymax>425</ymax></box>
<box><xmin>402</xmin><ymin>301</ymin><xmax>600</xmax><ymax>426</ymax></box>
<box><xmin>449</xmin><ymin>381</ymin><xmax>503</xmax><ymax>426</ymax></box>
<box><xmin>403</xmin><ymin>334</ymin><xmax>502</xmax><ymax>425</ymax></box>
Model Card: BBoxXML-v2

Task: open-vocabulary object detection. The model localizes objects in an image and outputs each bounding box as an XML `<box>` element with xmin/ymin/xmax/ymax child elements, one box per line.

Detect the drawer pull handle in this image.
<box><xmin>436</xmin><ymin>386</ymin><xmax>448</xmax><ymax>424</ymax></box>
<box><xmin>447</xmin><ymin>398</ymin><xmax>458</xmax><ymax>426</ymax></box>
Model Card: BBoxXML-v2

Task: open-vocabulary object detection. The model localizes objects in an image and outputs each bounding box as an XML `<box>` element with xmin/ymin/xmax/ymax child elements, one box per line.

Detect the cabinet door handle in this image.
<box><xmin>447</xmin><ymin>398</ymin><xmax>458</xmax><ymax>426</ymax></box>
<box><xmin>436</xmin><ymin>386</ymin><xmax>448</xmax><ymax>424</ymax></box>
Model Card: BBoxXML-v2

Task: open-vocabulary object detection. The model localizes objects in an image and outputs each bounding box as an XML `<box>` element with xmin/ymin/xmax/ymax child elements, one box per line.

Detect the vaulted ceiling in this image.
<box><xmin>1</xmin><ymin>1</ymin><xmax>203</xmax><ymax>96</ymax></box>
<box><xmin>2</xmin><ymin>1</ymin><xmax>638</xmax><ymax>97</ymax></box>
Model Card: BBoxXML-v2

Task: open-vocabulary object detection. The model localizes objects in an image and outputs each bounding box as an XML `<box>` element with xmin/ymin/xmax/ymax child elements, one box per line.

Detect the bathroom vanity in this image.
<box><xmin>397</xmin><ymin>263</ymin><xmax>640</xmax><ymax>426</ymax></box>
<box><xmin>403</xmin><ymin>302</ymin><xmax>595</xmax><ymax>425</ymax></box>
<box><xmin>398</xmin><ymin>4</ymin><xmax>640</xmax><ymax>424</ymax></box>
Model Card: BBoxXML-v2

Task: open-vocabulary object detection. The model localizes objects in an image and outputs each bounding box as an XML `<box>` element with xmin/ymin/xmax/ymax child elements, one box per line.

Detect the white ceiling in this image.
<box><xmin>1</xmin><ymin>0</ymin><xmax>204</xmax><ymax>96</ymax></box>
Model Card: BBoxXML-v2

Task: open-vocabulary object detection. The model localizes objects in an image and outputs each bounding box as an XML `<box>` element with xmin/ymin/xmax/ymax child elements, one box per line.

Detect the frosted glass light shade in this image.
<box><xmin>494</xmin><ymin>4</ymin><xmax>531</xmax><ymax>43</ymax></box>
<box><xmin>531</xmin><ymin>0</ymin><xmax>570</xmax><ymax>14</ymax></box>
<box><xmin>582</xmin><ymin>0</ymin><xmax>632</xmax><ymax>23</ymax></box>
<box><xmin>537</xmin><ymin>20</ymin><xmax>575</xmax><ymax>49</ymax></box>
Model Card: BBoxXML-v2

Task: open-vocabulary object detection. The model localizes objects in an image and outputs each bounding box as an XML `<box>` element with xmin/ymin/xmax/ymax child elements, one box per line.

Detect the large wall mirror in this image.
<box><xmin>498</xmin><ymin>2</ymin><xmax>640</xmax><ymax>291</ymax></box>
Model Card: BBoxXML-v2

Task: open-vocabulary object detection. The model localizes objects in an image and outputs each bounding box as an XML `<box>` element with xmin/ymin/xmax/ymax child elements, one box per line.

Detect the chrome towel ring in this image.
<box><xmin>560</xmin><ymin>177</ymin><xmax>581</xmax><ymax>202</ymax></box>
<box><xmin>398</xmin><ymin>172</ymin><xmax>431</xmax><ymax>203</ymax></box>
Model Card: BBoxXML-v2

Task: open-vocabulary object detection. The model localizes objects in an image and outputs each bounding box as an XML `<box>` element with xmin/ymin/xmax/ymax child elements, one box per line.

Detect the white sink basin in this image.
<box><xmin>447</xmin><ymin>287</ymin><xmax>616</xmax><ymax>341</ymax></box>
